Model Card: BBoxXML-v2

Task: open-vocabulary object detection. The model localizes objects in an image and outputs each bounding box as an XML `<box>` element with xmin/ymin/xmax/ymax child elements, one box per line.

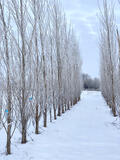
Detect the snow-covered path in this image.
<box><xmin>2</xmin><ymin>91</ymin><xmax>120</xmax><ymax>160</ymax></box>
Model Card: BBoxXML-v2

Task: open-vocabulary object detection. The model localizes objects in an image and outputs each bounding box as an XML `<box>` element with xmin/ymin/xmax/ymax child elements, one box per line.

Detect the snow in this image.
<box><xmin>1</xmin><ymin>91</ymin><xmax>120</xmax><ymax>160</ymax></box>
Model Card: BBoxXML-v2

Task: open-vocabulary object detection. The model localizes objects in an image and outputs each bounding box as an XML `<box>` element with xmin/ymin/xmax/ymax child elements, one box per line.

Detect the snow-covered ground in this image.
<box><xmin>1</xmin><ymin>91</ymin><xmax>120</xmax><ymax>160</ymax></box>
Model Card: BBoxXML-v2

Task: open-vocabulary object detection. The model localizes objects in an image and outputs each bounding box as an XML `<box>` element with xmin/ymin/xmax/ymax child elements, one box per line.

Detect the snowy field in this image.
<box><xmin>1</xmin><ymin>91</ymin><xmax>120</xmax><ymax>160</ymax></box>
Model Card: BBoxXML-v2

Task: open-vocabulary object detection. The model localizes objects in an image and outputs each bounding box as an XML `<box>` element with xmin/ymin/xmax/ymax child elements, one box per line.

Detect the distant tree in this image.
<box><xmin>82</xmin><ymin>74</ymin><xmax>100</xmax><ymax>90</ymax></box>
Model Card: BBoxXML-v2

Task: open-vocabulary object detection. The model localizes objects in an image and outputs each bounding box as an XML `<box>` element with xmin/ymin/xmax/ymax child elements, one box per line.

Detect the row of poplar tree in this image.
<box><xmin>99</xmin><ymin>0</ymin><xmax>120</xmax><ymax>117</ymax></box>
<box><xmin>0</xmin><ymin>0</ymin><xmax>82</xmax><ymax>155</ymax></box>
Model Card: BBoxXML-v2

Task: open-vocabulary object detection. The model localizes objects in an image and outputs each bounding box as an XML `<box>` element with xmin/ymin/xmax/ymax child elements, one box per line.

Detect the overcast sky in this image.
<box><xmin>60</xmin><ymin>0</ymin><xmax>99</xmax><ymax>78</ymax></box>
<box><xmin>60</xmin><ymin>0</ymin><xmax>120</xmax><ymax>78</ymax></box>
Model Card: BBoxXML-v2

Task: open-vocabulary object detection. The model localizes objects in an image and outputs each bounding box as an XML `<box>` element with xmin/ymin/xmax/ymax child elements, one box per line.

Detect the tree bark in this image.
<box><xmin>21</xmin><ymin>120</ymin><xmax>27</xmax><ymax>144</ymax></box>
<box><xmin>43</xmin><ymin>108</ymin><xmax>47</xmax><ymax>127</ymax></box>
<box><xmin>35</xmin><ymin>104</ymin><xmax>39</xmax><ymax>134</ymax></box>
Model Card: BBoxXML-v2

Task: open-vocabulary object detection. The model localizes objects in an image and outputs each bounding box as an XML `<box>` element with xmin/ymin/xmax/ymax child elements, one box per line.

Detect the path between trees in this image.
<box><xmin>1</xmin><ymin>91</ymin><xmax>120</xmax><ymax>160</ymax></box>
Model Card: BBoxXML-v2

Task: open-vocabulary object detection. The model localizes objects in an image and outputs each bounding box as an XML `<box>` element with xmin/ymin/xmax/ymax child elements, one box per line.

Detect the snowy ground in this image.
<box><xmin>1</xmin><ymin>91</ymin><xmax>120</xmax><ymax>160</ymax></box>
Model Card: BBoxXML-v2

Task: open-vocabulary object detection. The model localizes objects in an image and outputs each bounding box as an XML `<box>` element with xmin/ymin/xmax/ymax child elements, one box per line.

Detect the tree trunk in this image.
<box><xmin>50</xmin><ymin>108</ymin><xmax>52</xmax><ymax>123</ymax></box>
<box><xmin>53</xmin><ymin>103</ymin><xmax>57</xmax><ymax>120</ymax></box>
<box><xmin>35</xmin><ymin>104</ymin><xmax>39</xmax><ymax>134</ymax></box>
<box><xmin>71</xmin><ymin>100</ymin><xmax>73</xmax><ymax>107</ymax></box>
<box><xmin>6</xmin><ymin>122</ymin><xmax>11</xmax><ymax>154</ymax></box>
<box><xmin>21</xmin><ymin>121</ymin><xmax>27</xmax><ymax>144</ymax></box>
<box><xmin>112</xmin><ymin>96</ymin><xmax>117</xmax><ymax>117</ymax></box>
<box><xmin>43</xmin><ymin>108</ymin><xmax>47</xmax><ymax>127</ymax></box>
<box><xmin>65</xmin><ymin>102</ymin><xmax>67</xmax><ymax>111</ymax></box>
<box><xmin>62</xmin><ymin>99</ymin><xmax>65</xmax><ymax>113</ymax></box>
<box><xmin>57</xmin><ymin>103</ymin><xmax>61</xmax><ymax>116</ymax></box>
<box><xmin>67</xmin><ymin>101</ymin><xmax>70</xmax><ymax>110</ymax></box>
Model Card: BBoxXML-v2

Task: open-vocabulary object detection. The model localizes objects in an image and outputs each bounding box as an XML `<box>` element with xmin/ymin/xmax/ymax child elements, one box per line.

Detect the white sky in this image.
<box><xmin>60</xmin><ymin>0</ymin><xmax>120</xmax><ymax>78</ymax></box>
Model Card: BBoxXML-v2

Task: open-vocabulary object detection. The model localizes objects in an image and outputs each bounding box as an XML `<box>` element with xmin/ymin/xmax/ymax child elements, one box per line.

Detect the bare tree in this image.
<box><xmin>0</xmin><ymin>0</ymin><xmax>83</xmax><ymax>154</ymax></box>
<box><xmin>99</xmin><ymin>0</ymin><xmax>117</xmax><ymax>116</ymax></box>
